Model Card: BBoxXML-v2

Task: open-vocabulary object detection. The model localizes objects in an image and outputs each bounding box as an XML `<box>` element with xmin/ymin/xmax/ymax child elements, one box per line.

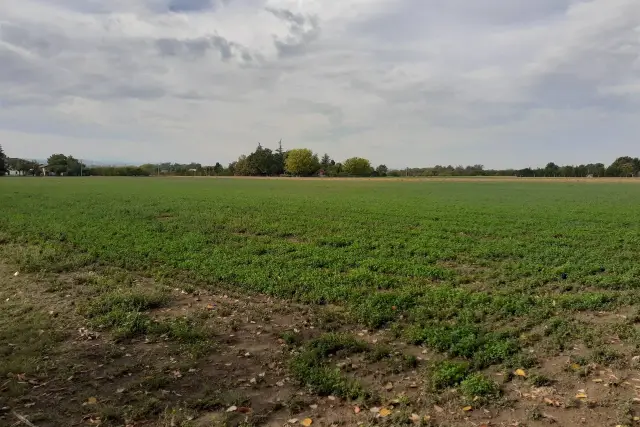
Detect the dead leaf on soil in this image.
<box><xmin>301</xmin><ymin>418</ymin><xmax>313</xmax><ymax>426</ymax></box>
<box><xmin>543</xmin><ymin>398</ymin><xmax>561</xmax><ymax>407</ymax></box>
<box><xmin>237</xmin><ymin>407</ymin><xmax>252</xmax><ymax>414</ymax></box>
<box><xmin>514</xmin><ymin>369</ymin><xmax>527</xmax><ymax>377</ymax></box>
<box><xmin>462</xmin><ymin>406</ymin><xmax>473</xmax><ymax>412</ymax></box>
<box><xmin>379</xmin><ymin>408</ymin><xmax>392</xmax><ymax>417</ymax></box>
<box><xmin>434</xmin><ymin>405</ymin><xmax>444</xmax><ymax>413</ymax></box>
<box><xmin>84</xmin><ymin>397</ymin><xmax>98</xmax><ymax>406</ymax></box>
<box><xmin>575</xmin><ymin>393</ymin><xmax>588</xmax><ymax>399</ymax></box>
<box><xmin>226</xmin><ymin>405</ymin><xmax>238</xmax><ymax>412</ymax></box>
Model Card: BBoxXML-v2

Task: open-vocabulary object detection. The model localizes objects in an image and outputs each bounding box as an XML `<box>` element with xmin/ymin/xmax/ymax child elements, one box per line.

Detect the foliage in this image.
<box><xmin>430</xmin><ymin>360</ymin><xmax>469</xmax><ymax>390</ymax></box>
<box><xmin>46</xmin><ymin>154</ymin><xmax>86</xmax><ymax>176</ymax></box>
<box><xmin>459</xmin><ymin>373</ymin><xmax>500</xmax><ymax>399</ymax></box>
<box><xmin>285</xmin><ymin>148</ymin><xmax>320</xmax><ymax>176</ymax></box>
<box><xmin>375</xmin><ymin>164</ymin><xmax>388</xmax><ymax>177</ymax></box>
<box><xmin>343</xmin><ymin>157</ymin><xmax>372</xmax><ymax>176</ymax></box>
<box><xmin>0</xmin><ymin>144</ymin><xmax>5</xmax><ymax>176</ymax></box>
<box><xmin>2</xmin><ymin>178</ymin><xmax>640</xmax><ymax>382</ymax></box>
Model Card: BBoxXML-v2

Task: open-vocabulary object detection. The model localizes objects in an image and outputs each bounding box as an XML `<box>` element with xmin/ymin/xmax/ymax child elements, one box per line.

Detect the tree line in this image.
<box><xmin>1</xmin><ymin>143</ymin><xmax>639</xmax><ymax>178</ymax></box>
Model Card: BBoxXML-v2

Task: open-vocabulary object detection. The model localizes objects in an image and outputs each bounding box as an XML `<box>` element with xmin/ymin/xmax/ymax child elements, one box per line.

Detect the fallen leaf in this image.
<box><xmin>434</xmin><ymin>405</ymin><xmax>444</xmax><ymax>413</ymax></box>
<box><xmin>237</xmin><ymin>407</ymin><xmax>252</xmax><ymax>414</ymax></box>
<box><xmin>575</xmin><ymin>393</ymin><xmax>588</xmax><ymax>399</ymax></box>
<box><xmin>370</xmin><ymin>407</ymin><xmax>380</xmax><ymax>414</ymax></box>
<box><xmin>86</xmin><ymin>397</ymin><xmax>98</xmax><ymax>405</ymax></box>
<box><xmin>410</xmin><ymin>413</ymin><xmax>421</xmax><ymax>423</ymax></box>
<box><xmin>354</xmin><ymin>406</ymin><xmax>361</xmax><ymax>414</ymax></box>
<box><xmin>116</xmin><ymin>388</ymin><xmax>125</xmax><ymax>394</ymax></box>
<box><xmin>514</xmin><ymin>369</ymin><xmax>527</xmax><ymax>377</ymax></box>
<box><xmin>462</xmin><ymin>406</ymin><xmax>473</xmax><ymax>412</ymax></box>
<box><xmin>226</xmin><ymin>405</ymin><xmax>238</xmax><ymax>413</ymax></box>
<box><xmin>543</xmin><ymin>398</ymin><xmax>561</xmax><ymax>407</ymax></box>
<box><xmin>379</xmin><ymin>408</ymin><xmax>392</xmax><ymax>417</ymax></box>
<box><xmin>592</xmin><ymin>378</ymin><xmax>603</xmax><ymax>383</ymax></box>
<box><xmin>309</xmin><ymin>404</ymin><xmax>318</xmax><ymax>410</ymax></box>
<box><xmin>288</xmin><ymin>419</ymin><xmax>299</xmax><ymax>424</ymax></box>
<box><xmin>206</xmin><ymin>304</ymin><xmax>214</xmax><ymax>310</ymax></box>
<box><xmin>570</xmin><ymin>363</ymin><xmax>581</xmax><ymax>371</ymax></box>
<box><xmin>301</xmin><ymin>418</ymin><xmax>313</xmax><ymax>426</ymax></box>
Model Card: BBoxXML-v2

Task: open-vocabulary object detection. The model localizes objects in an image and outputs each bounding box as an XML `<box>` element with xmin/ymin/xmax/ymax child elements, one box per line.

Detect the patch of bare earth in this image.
<box><xmin>2</xmin><ymin>259</ymin><xmax>640</xmax><ymax>427</ymax></box>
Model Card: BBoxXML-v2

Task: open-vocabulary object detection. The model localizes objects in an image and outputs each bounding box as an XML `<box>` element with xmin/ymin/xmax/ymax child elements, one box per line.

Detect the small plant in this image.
<box><xmin>459</xmin><ymin>373</ymin><xmax>500</xmax><ymax>400</ymax></box>
<box><xmin>430</xmin><ymin>360</ymin><xmax>469</xmax><ymax>390</ymax></box>
<box><xmin>280</xmin><ymin>330</ymin><xmax>303</xmax><ymax>346</ymax></box>
<box><xmin>529</xmin><ymin>374</ymin><xmax>554</xmax><ymax>387</ymax></box>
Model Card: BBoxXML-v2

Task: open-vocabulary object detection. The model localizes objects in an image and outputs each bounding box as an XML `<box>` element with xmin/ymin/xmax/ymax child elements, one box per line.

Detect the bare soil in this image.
<box><xmin>2</xmin><ymin>261</ymin><xmax>640</xmax><ymax>427</ymax></box>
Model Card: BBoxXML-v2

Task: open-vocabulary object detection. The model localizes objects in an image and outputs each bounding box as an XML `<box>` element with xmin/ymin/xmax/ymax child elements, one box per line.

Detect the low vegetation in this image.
<box><xmin>1</xmin><ymin>177</ymin><xmax>640</xmax><ymax>426</ymax></box>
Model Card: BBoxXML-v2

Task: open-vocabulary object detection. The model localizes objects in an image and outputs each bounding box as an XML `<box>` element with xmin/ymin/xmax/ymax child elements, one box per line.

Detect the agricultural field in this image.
<box><xmin>1</xmin><ymin>177</ymin><xmax>640</xmax><ymax>427</ymax></box>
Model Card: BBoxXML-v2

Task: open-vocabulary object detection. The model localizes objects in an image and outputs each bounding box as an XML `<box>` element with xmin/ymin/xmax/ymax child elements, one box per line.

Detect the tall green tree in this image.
<box><xmin>285</xmin><ymin>148</ymin><xmax>320</xmax><ymax>176</ymax></box>
<box><xmin>47</xmin><ymin>154</ymin><xmax>69</xmax><ymax>175</ymax></box>
<box><xmin>343</xmin><ymin>157</ymin><xmax>372</xmax><ymax>176</ymax></box>
<box><xmin>320</xmin><ymin>153</ymin><xmax>331</xmax><ymax>170</ymax></box>
<box><xmin>0</xmin><ymin>145</ymin><xmax>6</xmax><ymax>176</ymax></box>
<box><xmin>375</xmin><ymin>164</ymin><xmax>388</xmax><ymax>177</ymax></box>
<box><xmin>274</xmin><ymin>140</ymin><xmax>286</xmax><ymax>175</ymax></box>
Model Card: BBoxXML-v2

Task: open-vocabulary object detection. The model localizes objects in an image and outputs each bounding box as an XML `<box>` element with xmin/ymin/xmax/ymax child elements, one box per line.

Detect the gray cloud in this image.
<box><xmin>266</xmin><ymin>7</ymin><xmax>321</xmax><ymax>57</ymax></box>
<box><xmin>1</xmin><ymin>0</ymin><xmax>639</xmax><ymax>168</ymax></box>
<box><xmin>156</xmin><ymin>35</ymin><xmax>253</xmax><ymax>61</ymax></box>
<box><xmin>168</xmin><ymin>0</ymin><xmax>214</xmax><ymax>12</ymax></box>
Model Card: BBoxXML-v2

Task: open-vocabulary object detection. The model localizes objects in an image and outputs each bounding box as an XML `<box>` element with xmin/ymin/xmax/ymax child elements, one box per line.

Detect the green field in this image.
<box><xmin>2</xmin><ymin>177</ymin><xmax>640</xmax><ymax>425</ymax></box>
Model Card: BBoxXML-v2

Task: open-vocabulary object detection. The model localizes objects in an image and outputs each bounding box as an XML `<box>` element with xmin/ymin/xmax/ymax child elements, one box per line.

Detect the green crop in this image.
<box><xmin>2</xmin><ymin>177</ymin><xmax>640</xmax><ymax>376</ymax></box>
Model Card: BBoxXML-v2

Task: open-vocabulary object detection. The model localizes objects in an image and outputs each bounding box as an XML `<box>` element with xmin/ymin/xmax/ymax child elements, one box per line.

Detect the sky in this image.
<box><xmin>0</xmin><ymin>0</ymin><xmax>639</xmax><ymax>169</ymax></box>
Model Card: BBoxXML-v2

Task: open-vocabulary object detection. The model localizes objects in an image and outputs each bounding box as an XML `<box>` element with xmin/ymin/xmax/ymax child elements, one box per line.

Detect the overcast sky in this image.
<box><xmin>1</xmin><ymin>0</ymin><xmax>639</xmax><ymax>168</ymax></box>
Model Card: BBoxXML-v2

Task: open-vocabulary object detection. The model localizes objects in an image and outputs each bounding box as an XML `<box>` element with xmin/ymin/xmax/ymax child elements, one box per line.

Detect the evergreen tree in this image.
<box><xmin>0</xmin><ymin>144</ymin><xmax>6</xmax><ymax>176</ymax></box>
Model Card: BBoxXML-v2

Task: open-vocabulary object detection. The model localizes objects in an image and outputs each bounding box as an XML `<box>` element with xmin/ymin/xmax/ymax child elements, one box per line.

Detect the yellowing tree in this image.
<box><xmin>343</xmin><ymin>157</ymin><xmax>372</xmax><ymax>176</ymax></box>
<box><xmin>285</xmin><ymin>148</ymin><xmax>320</xmax><ymax>176</ymax></box>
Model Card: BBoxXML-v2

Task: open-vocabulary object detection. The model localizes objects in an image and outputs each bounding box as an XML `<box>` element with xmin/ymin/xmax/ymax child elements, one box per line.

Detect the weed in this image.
<box><xmin>459</xmin><ymin>373</ymin><xmax>500</xmax><ymax>400</ymax></box>
<box><xmin>430</xmin><ymin>360</ymin><xmax>469</xmax><ymax>390</ymax></box>
<box><xmin>529</xmin><ymin>374</ymin><xmax>554</xmax><ymax>387</ymax></box>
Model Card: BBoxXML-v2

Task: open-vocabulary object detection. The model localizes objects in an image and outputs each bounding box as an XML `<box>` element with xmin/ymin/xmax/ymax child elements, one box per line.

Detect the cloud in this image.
<box><xmin>1</xmin><ymin>0</ymin><xmax>639</xmax><ymax>168</ymax></box>
<box><xmin>266</xmin><ymin>7</ymin><xmax>321</xmax><ymax>57</ymax></box>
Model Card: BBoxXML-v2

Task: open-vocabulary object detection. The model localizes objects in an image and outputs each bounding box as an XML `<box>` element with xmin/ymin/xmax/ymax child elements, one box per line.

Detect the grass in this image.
<box><xmin>290</xmin><ymin>333</ymin><xmax>371</xmax><ymax>400</ymax></box>
<box><xmin>2</xmin><ymin>177</ymin><xmax>640</xmax><ymax>408</ymax></box>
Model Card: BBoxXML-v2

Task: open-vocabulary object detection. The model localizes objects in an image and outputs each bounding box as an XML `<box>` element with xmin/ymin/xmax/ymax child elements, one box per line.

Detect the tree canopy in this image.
<box><xmin>0</xmin><ymin>145</ymin><xmax>6</xmax><ymax>176</ymax></box>
<box><xmin>343</xmin><ymin>157</ymin><xmax>373</xmax><ymax>176</ymax></box>
<box><xmin>1</xmin><ymin>143</ymin><xmax>639</xmax><ymax>179</ymax></box>
<box><xmin>285</xmin><ymin>149</ymin><xmax>320</xmax><ymax>176</ymax></box>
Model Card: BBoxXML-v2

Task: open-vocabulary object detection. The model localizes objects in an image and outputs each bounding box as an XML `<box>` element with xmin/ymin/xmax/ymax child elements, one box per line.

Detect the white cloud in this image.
<box><xmin>1</xmin><ymin>0</ymin><xmax>639</xmax><ymax>168</ymax></box>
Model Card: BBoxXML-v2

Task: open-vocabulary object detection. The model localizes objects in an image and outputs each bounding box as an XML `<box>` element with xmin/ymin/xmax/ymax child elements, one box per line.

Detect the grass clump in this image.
<box><xmin>459</xmin><ymin>373</ymin><xmax>500</xmax><ymax>401</ymax></box>
<box><xmin>430</xmin><ymin>360</ymin><xmax>469</xmax><ymax>390</ymax></box>
<box><xmin>289</xmin><ymin>334</ymin><xmax>370</xmax><ymax>400</ymax></box>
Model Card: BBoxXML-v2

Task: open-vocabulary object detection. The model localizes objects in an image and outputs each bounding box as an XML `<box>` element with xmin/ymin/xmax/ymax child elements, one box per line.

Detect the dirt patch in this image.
<box><xmin>3</xmin><ymin>260</ymin><xmax>640</xmax><ymax>427</ymax></box>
